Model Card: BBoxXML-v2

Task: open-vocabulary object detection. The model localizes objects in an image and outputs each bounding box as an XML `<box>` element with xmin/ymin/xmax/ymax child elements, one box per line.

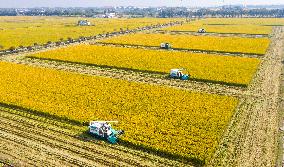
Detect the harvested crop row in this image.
<box><xmin>0</xmin><ymin>61</ymin><xmax>238</xmax><ymax>164</ymax></box>
<box><xmin>98</xmin><ymin>33</ymin><xmax>270</xmax><ymax>55</ymax></box>
<box><xmin>29</xmin><ymin>44</ymin><xmax>261</xmax><ymax>86</ymax></box>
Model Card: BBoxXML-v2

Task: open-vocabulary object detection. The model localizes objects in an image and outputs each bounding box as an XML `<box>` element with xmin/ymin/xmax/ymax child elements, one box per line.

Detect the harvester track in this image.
<box><xmin>0</xmin><ymin>115</ymin><xmax>143</xmax><ymax>167</ymax></box>
<box><xmin>0</xmin><ymin>106</ymin><xmax>188</xmax><ymax>167</ymax></box>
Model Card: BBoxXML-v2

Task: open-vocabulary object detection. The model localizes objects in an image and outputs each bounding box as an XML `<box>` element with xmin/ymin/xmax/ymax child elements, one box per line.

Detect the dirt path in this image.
<box><xmin>209</xmin><ymin>27</ymin><xmax>284</xmax><ymax>167</ymax></box>
<box><xmin>0</xmin><ymin>106</ymin><xmax>188</xmax><ymax>167</ymax></box>
<box><xmin>276</xmin><ymin>27</ymin><xmax>284</xmax><ymax>167</ymax></box>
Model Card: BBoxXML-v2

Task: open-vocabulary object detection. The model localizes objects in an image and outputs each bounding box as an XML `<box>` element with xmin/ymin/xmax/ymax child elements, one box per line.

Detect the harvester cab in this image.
<box><xmin>198</xmin><ymin>28</ymin><xmax>206</xmax><ymax>33</ymax></box>
<box><xmin>160</xmin><ymin>43</ymin><xmax>171</xmax><ymax>49</ymax></box>
<box><xmin>170</xmin><ymin>69</ymin><xmax>190</xmax><ymax>80</ymax></box>
<box><xmin>88</xmin><ymin>121</ymin><xmax>124</xmax><ymax>144</ymax></box>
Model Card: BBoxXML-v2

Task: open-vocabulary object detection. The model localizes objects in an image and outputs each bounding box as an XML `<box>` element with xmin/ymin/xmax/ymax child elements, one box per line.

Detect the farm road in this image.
<box><xmin>209</xmin><ymin>27</ymin><xmax>284</xmax><ymax>167</ymax></box>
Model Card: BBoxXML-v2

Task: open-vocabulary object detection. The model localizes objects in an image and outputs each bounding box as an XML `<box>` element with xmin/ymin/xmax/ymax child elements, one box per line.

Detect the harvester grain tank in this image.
<box><xmin>170</xmin><ymin>69</ymin><xmax>190</xmax><ymax>80</ymax></box>
<box><xmin>88</xmin><ymin>121</ymin><xmax>124</xmax><ymax>144</ymax></box>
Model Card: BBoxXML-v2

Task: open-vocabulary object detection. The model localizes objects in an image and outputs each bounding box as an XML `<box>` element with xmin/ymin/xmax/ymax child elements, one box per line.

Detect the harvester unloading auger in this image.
<box><xmin>88</xmin><ymin>121</ymin><xmax>124</xmax><ymax>144</ymax></box>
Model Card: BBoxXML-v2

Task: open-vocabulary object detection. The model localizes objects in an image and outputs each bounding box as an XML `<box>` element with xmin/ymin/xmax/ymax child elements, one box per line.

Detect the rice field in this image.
<box><xmin>0</xmin><ymin>16</ymin><xmax>183</xmax><ymax>50</ymax></box>
<box><xmin>99</xmin><ymin>33</ymin><xmax>270</xmax><ymax>55</ymax></box>
<box><xmin>29</xmin><ymin>44</ymin><xmax>261</xmax><ymax>86</ymax></box>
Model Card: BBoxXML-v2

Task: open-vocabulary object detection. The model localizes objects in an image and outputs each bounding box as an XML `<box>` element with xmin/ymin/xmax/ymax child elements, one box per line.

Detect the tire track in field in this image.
<box><xmin>0</xmin><ymin>106</ymin><xmax>187</xmax><ymax>167</ymax></box>
<box><xmin>209</xmin><ymin>27</ymin><xmax>283</xmax><ymax>167</ymax></box>
<box><xmin>0</xmin><ymin>130</ymin><xmax>97</xmax><ymax>167</ymax></box>
<box><xmin>0</xmin><ymin>114</ymin><xmax>143</xmax><ymax>167</ymax></box>
<box><xmin>0</xmin><ymin>107</ymin><xmax>189</xmax><ymax>167</ymax></box>
<box><xmin>0</xmin><ymin>138</ymin><xmax>61</xmax><ymax>167</ymax></box>
<box><xmin>0</xmin><ymin>126</ymin><xmax>106</xmax><ymax>167</ymax></box>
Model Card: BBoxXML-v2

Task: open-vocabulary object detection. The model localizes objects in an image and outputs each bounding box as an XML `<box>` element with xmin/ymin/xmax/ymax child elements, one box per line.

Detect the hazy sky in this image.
<box><xmin>0</xmin><ymin>0</ymin><xmax>283</xmax><ymax>8</ymax></box>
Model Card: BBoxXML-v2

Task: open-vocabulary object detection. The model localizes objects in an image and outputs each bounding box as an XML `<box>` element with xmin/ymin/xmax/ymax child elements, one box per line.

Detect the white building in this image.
<box><xmin>107</xmin><ymin>13</ymin><xmax>116</xmax><ymax>18</ymax></box>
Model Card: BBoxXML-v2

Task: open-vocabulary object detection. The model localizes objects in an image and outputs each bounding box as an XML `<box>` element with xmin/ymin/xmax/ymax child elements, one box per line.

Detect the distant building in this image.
<box><xmin>107</xmin><ymin>13</ymin><xmax>116</xmax><ymax>18</ymax></box>
<box><xmin>78</xmin><ymin>20</ymin><xmax>91</xmax><ymax>26</ymax></box>
<box><xmin>93</xmin><ymin>13</ymin><xmax>117</xmax><ymax>18</ymax></box>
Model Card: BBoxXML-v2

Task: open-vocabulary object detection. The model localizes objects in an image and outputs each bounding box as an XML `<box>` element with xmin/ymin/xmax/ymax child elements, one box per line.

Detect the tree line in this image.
<box><xmin>0</xmin><ymin>7</ymin><xmax>283</xmax><ymax>18</ymax></box>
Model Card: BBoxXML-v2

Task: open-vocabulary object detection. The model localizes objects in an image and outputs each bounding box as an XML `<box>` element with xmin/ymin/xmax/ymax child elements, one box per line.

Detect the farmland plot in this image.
<box><xmin>99</xmin><ymin>33</ymin><xmax>270</xmax><ymax>55</ymax></box>
<box><xmin>0</xmin><ymin>16</ymin><xmax>183</xmax><ymax>50</ymax></box>
<box><xmin>192</xmin><ymin>18</ymin><xmax>284</xmax><ymax>26</ymax></box>
<box><xmin>29</xmin><ymin>44</ymin><xmax>261</xmax><ymax>86</ymax></box>
<box><xmin>0</xmin><ymin>61</ymin><xmax>238</xmax><ymax>164</ymax></box>
<box><xmin>162</xmin><ymin>23</ymin><xmax>272</xmax><ymax>35</ymax></box>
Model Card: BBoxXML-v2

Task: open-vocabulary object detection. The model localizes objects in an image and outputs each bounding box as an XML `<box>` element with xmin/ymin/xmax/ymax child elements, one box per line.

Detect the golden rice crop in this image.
<box><xmin>99</xmin><ymin>33</ymin><xmax>270</xmax><ymax>55</ymax></box>
<box><xmin>162</xmin><ymin>18</ymin><xmax>284</xmax><ymax>34</ymax></box>
<box><xmin>0</xmin><ymin>61</ymin><xmax>238</xmax><ymax>164</ymax></box>
<box><xmin>193</xmin><ymin>18</ymin><xmax>284</xmax><ymax>26</ymax></box>
<box><xmin>30</xmin><ymin>44</ymin><xmax>260</xmax><ymax>86</ymax></box>
<box><xmin>162</xmin><ymin>23</ymin><xmax>272</xmax><ymax>34</ymax></box>
<box><xmin>0</xmin><ymin>16</ymin><xmax>183</xmax><ymax>50</ymax></box>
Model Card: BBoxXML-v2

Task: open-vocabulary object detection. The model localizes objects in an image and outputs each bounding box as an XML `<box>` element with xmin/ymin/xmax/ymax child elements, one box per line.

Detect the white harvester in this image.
<box><xmin>198</xmin><ymin>28</ymin><xmax>206</xmax><ymax>33</ymax></box>
<box><xmin>88</xmin><ymin>121</ymin><xmax>124</xmax><ymax>144</ymax></box>
<box><xmin>160</xmin><ymin>43</ymin><xmax>171</xmax><ymax>49</ymax></box>
<box><xmin>169</xmin><ymin>69</ymin><xmax>190</xmax><ymax>80</ymax></box>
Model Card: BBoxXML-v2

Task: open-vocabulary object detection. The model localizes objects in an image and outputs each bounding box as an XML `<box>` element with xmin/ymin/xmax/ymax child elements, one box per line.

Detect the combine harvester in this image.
<box><xmin>198</xmin><ymin>28</ymin><xmax>206</xmax><ymax>33</ymax></box>
<box><xmin>170</xmin><ymin>69</ymin><xmax>190</xmax><ymax>80</ymax></box>
<box><xmin>160</xmin><ymin>43</ymin><xmax>172</xmax><ymax>49</ymax></box>
<box><xmin>88</xmin><ymin>121</ymin><xmax>124</xmax><ymax>144</ymax></box>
